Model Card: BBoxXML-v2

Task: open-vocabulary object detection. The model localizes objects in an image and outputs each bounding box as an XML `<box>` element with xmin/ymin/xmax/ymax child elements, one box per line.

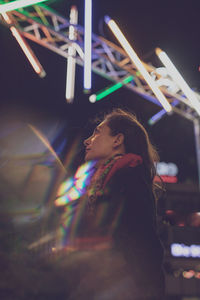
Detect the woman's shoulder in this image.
<box><xmin>107</xmin><ymin>164</ymin><xmax>155</xmax><ymax>207</ymax></box>
<box><xmin>109</xmin><ymin>163</ymin><xmax>147</xmax><ymax>187</ymax></box>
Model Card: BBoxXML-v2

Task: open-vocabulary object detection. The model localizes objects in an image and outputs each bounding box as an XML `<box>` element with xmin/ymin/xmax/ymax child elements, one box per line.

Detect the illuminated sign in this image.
<box><xmin>157</xmin><ymin>162</ymin><xmax>178</xmax><ymax>176</ymax></box>
<box><xmin>155</xmin><ymin>162</ymin><xmax>178</xmax><ymax>183</ymax></box>
<box><xmin>171</xmin><ymin>243</ymin><xmax>200</xmax><ymax>258</ymax></box>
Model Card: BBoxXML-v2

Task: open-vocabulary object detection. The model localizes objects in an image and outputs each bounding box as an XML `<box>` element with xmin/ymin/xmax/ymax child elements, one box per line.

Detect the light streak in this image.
<box><xmin>148</xmin><ymin>109</ymin><xmax>167</xmax><ymax>125</ymax></box>
<box><xmin>84</xmin><ymin>0</ymin><xmax>92</xmax><ymax>91</ymax></box>
<box><xmin>1</xmin><ymin>11</ymin><xmax>12</xmax><ymax>23</ymax></box>
<box><xmin>156</xmin><ymin>48</ymin><xmax>200</xmax><ymax>116</ymax></box>
<box><xmin>105</xmin><ymin>16</ymin><xmax>172</xmax><ymax>112</ymax></box>
<box><xmin>66</xmin><ymin>6</ymin><xmax>78</xmax><ymax>103</ymax></box>
<box><xmin>10</xmin><ymin>27</ymin><xmax>46</xmax><ymax>77</ymax></box>
<box><xmin>0</xmin><ymin>0</ymin><xmax>48</xmax><ymax>14</ymax></box>
<box><xmin>28</xmin><ymin>124</ymin><xmax>66</xmax><ymax>173</ymax></box>
<box><xmin>89</xmin><ymin>76</ymin><xmax>133</xmax><ymax>103</ymax></box>
<box><xmin>1</xmin><ymin>11</ymin><xmax>45</xmax><ymax>77</ymax></box>
<box><xmin>148</xmin><ymin>100</ymin><xmax>179</xmax><ymax>125</ymax></box>
<box><xmin>28</xmin><ymin>232</ymin><xmax>55</xmax><ymax>249</ymax></box>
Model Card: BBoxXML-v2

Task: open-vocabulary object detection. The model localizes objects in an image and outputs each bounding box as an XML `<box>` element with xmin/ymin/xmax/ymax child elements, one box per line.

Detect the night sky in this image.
<box><xmin>1</xmin><ymin>0</ymin><xmax>200</xmax><ymax>184</ymax></box>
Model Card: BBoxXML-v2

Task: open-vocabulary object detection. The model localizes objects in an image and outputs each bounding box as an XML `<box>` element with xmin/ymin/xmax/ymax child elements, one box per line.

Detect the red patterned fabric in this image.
<box><xmin>102</xmin><ymin>153</ymin><xmax>142</xmax><ymax>189</ymax></box>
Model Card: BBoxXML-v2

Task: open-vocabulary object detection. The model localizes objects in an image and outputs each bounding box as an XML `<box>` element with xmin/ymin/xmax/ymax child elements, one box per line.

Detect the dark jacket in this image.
<box><xmin>63</xmin><ymin>162</ymin><xmax>165</xmax><ymax>300</ymax></box>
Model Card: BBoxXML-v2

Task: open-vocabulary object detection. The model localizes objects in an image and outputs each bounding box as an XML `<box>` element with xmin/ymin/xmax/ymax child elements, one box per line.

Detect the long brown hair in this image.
<box><xmin>104</xmin><ymin>108</ymin><xmax>160</xmax><ymax>190</ymax></box>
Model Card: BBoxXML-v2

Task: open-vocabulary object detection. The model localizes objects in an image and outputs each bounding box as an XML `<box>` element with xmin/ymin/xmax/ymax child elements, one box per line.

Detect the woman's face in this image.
<box><xmin>84</xmin><ymin>121</ymin><xmax>117</xmax><ymax>164</ymax></box>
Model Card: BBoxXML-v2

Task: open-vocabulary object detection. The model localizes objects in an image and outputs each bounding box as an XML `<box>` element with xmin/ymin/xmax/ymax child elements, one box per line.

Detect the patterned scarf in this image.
<box><xmin>87</xmin><ymin>153</ymin><xmax>142</xmax><ymax>214</ymax></box>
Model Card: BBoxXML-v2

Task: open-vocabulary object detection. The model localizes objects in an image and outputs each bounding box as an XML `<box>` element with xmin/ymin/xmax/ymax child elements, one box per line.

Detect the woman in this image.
<box><xmin>61</xmin><ymin>108</ymin><xmax>165</xmax><ymax>300</ymax></box>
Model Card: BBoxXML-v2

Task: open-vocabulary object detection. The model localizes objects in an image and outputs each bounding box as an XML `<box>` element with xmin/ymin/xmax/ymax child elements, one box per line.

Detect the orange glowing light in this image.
<box><xmin>195</xmin><ymin>272</ymin><xmax>200</xmax><ymax>279</ymax></box>
<box><xmin>183</xmin><ymin>270</ymin><xmax>195</xmax><ymax>279</ymax></box>
<box><xmin>166</xmin><ymin>210</ymin><xmax>175</xmax><ymax>215</ymax></box>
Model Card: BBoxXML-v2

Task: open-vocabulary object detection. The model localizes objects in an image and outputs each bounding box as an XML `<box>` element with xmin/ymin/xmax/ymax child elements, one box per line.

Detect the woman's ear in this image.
<box><xmin>113</xmin><ymin>133</ymin><xmax>124</xmax><ymax>147</ymax></box>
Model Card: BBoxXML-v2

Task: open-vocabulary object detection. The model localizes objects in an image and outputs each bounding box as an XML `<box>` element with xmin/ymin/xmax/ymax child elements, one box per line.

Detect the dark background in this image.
<box><xmin>1</xmin><ymin>0</ymin><xmax>200</xmax><ymax>184</ymax></box>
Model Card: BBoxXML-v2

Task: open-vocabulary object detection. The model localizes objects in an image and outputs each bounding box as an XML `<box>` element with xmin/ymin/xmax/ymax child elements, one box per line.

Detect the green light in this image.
<box><xmin>0</xmin><ymin>0</ymin><xmax>49</xmax><ymax>14</ymax></box>
<box><xmin>95</xmin><ymin>75</ymin><xmax>133</xmax><ymax>101</ymax></box>
<box><xmin>34</xmin><ymin>5</ymin><xmax>49</xmax><ymax>26</ymax></box>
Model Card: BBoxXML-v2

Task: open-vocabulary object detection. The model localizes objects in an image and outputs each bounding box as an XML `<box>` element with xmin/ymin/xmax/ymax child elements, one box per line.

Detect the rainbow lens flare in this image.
<box><xmin>55</xmin><ymin>160</ymin><xmax>96</xmax><ymax>207</ymax></box>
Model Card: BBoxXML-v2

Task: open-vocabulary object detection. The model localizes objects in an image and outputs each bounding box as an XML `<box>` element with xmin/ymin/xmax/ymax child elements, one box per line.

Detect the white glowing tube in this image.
<box><xmin>2</xmin><ymin>11</ymin><xmax>45</xmax><ymax>77</ymax></box>
<box><xmin>9</xmin><ymin>26</ymin><xmax>45</xmax><ymax>77</ymax></box>
<box><xmin>66</xmin><ymin>54</ymin><xmax>76</xmax><ymax>101</ymax></box>
<box><xmin>0</xmin><ymin>0</ymin><xmax>48</xmax><ymax>14</ymax></box>
<box><xmin>105</xmin><ymin>16</ymin><xmax>172</xmax><ymax>112</ymax></box>
<box><xmin>84</xmin><ymin>0</ymin><xmax>92</xmax><ymax>91</ymax></box>
<box><xmin>156</xmin><ymin>48</ymin><xmax>200</xmax><ymax>116</ymax></box>
<box><xmin>1</xmin><ymin>11</ymin><xmax>12</xmax><ymax>24</ymax></box>
<box><xmin>66</xmin><ymin>6</ymin><xmax>78</xmax><ymax>102</ymax></box>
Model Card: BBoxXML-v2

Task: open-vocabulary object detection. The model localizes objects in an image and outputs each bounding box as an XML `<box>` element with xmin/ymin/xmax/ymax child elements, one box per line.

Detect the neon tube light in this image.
<box><xmin>105</xmin><ymin>16</ymin><xmax>172</xmax><ymax>112</ymax></box>
<box><xmin>66</xmin><ymin>6</ymin><xmax>78</xmax><ymax>103</ymax></box>
<box><xmin>0</xmin><ymin>0</ymin><xmax>48</xmax><ymax>14</ymax></box>
<box><xmin>2</xmin><ymin>12</ymin><xmax>45</xmax><ymax>77</ymax></box>
<box><xmin>148</xmin><ymin>109</ymin><xmax>167</xmax><ymax>126</ymax></box>
<box><xmin>148</xmin><ymin>100</ymin><xmax>179</xmax><ymax>125</ymax></box>
<box><xmin>89</xmin><ymin>75</ymin><xmax>133</xmax><ymax>103</ymax></box>
<box><xmin>84</xmin><ymin>0</ymin><xmax>92</xmax><ymax>91</ymax></box>
<box><xmin>1</xmin><ymin>11</ymin><xmax>12</xmax><ymax>24</ymax></box>
<box><xmin>10</xmin><ymin>26</ymin><xmax>46</xmax><ymax>77</ymax></box>
<box><xmin>156</xmin><ymin>48</ymin><xmax>200</xmax><ymax>116</ymax></box>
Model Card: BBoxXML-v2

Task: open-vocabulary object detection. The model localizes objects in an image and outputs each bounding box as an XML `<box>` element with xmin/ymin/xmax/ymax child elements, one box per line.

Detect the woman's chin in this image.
<box><xmin>85</xmin><ymin>153</ymin><xmax>91</xmax><ymax>161</ymax></box>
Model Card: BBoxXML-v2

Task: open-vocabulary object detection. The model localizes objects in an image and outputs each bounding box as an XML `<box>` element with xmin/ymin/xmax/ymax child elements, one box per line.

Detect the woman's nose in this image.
<box><xmin>84</xmin><ymin>136</ymin><xmax>91</xmax><ymax>146</ymax></box>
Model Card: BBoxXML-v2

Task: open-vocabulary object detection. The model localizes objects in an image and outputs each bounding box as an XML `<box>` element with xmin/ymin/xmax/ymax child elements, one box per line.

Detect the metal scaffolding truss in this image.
<box><xmin>1</xmin><ymin>3</ymin><xmax>200</xmax><ymax>121</ymax></box>
<box><xmin>1</xmin><ymin>3</ymin><xmax>200</xmax><ymax>185</ymax></box>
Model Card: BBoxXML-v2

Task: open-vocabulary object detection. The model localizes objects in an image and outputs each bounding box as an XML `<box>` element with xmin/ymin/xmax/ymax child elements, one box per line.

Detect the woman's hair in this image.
<box><xmin>104</xmin><ymin>108</ymin><xmax>160</xmax><ymax>189</ymax></box>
